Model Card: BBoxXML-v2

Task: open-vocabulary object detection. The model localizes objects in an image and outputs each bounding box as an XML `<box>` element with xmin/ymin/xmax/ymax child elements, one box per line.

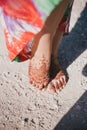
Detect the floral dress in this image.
<box><xmin>0</xmin><ymin>0</ymin><xmax>74</xmax><ymax>62</ymax></box>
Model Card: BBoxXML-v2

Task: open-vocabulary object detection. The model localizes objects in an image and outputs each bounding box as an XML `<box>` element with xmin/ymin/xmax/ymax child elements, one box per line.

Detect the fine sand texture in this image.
<box><xmin>0</xmin><ymin>0</ymin><xmax>87</xmax><ymax>130</ymax></box>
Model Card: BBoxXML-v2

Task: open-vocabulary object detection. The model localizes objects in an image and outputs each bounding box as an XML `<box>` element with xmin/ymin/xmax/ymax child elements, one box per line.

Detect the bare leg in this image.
<box><xmin>48</xmin><ymin>29</ymin><xmax>67</xmax><ymax>93</ymax></box>
<box><xmin>52</xmin><ymin>30</ymin><xmax>64</xmax><ymax>57</ymax></box>
<box><xmin>29</xmin><ymin>31</ymin><xmax>52</xmax><ymax>90</ymax></box>
<box><xmin>29</xmin><ymin>0</ymin><xmax>70</xmax><ymax>90</ymax></box>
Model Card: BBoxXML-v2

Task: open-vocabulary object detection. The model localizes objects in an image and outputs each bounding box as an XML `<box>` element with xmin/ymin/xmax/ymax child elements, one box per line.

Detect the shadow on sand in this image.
<box><xmin>54</xmin><ymin>91</ymin><xmax>87</xmax><ymax>130</ymax></box>
<box><xmin>58</xmin><ymin>3</ymin><xmax>87</xmax><ymax>76</ymax></box>
<box><xmin>54</xmin><ymin>3</ymin><xmax>87</xmax><ymax>130</ymax></box>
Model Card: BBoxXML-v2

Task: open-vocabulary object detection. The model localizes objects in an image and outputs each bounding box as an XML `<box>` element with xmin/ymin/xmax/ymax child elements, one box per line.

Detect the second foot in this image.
<box><xmin>47</xmin><ymin>56</ymin><xmax>67</xmax><ymax>93</ymax></box>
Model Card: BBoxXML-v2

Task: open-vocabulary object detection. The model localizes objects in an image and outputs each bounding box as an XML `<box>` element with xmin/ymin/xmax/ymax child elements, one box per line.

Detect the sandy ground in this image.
<box><xmin>0</xmin><ymin>0</ymin><xmax>87</xmax><ymax>130</ymax></box>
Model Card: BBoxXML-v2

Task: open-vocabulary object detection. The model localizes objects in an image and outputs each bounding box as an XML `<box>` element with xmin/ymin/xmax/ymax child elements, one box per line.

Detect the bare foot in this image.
<box><xmin>47</xmin><ymin>56</ymin><xmax>67</xmax><ymax>93</ymax></box>
<box><xmin>29</xmin><ymin>55</ymin><xmax>50</xmax><ymax>90</ymax></box>
<box><xmin>28</xmin><ymin>31</ymin><xmax>52</xmax><ymax>90</ymax></box>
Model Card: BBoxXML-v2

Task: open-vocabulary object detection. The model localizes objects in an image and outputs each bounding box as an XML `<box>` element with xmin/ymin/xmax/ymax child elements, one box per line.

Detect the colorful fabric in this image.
<box><xmin>0</xmin><ymin>0</ymin><xmax>74</xmax><ymax>62</ymax></box>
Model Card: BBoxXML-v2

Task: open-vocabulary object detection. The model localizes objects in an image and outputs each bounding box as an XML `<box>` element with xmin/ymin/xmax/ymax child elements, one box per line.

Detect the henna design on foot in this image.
<box><xmin>29</xmin><ymin>56</ymin><xmax>50</xmax><ymax>90</ymax></box>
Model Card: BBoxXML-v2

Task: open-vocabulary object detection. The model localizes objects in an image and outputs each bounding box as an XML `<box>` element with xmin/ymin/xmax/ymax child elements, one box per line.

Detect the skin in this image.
<box><xmin>47</xmin><ymin>29</ymin><xmax>66</xmax><ymax>93</ymax></box>
<box><xmin>28</xmin><ymin>0</ymin><xmax>70</xmax><ymax>93</ymax></box>
<box><xmin>48</xmin><ymin>54</ymin><xmax>66</xmax><ymax>93</ymax></box>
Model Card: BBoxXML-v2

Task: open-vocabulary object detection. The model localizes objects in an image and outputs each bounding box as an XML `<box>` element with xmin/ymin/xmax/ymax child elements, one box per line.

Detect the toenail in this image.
<box><xmin>50</xmin><ymin>88</ymin><xmax>56</xmax><ymax>93</ymax></box>
<box><xmin>49</xmin><ymin>84</ymin><xmax>56</xmax><ymax>92</ymax></box>
<box><xmin>42</xmin><ymin>87</ymin><xmax>47</xmax><ymax>91</ymax></box>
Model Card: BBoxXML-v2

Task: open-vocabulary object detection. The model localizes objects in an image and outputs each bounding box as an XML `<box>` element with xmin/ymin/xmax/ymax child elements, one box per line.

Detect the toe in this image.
<box><xmin>55</xmin><ymin>81</ymin><xmax>60</xmax><ymax>92</ymax></box>
<box><xmin>39</xmin><ymin>84</ymin><xmax>44</xmax><ymax>90</ymax></box>
<box><xmin>29</xmin><ymin>80</ymin><xmax>33</xmax><ymax>84</ymax></box>
<box><xmin>60</xmin><ymin>75</ymin><xmax>66</xmax><ymax>88</ymax></box>
<box><xmin>41</xmin><ymin>87</ymin><xmax>47</xmax><ymax>91</ymax></box>
<box><xmin>56</xmin><ymin>79</ymin><xmax>62</xmax><ymax>91</ymax></box>
<box><xmin>52</xmin><ymin>80</ymin><xmax>58</xmax><ymax>89</ymax></box>
<box><xmin>44</xmin><ymin>81</ymin><xmax>48</xmax><ymax>87</ymax></box>
<box><xmin>40</xmin><ymin>81</ymin><xmax>48</xmax><ymax>91</ymax></box>
<box><xmin>33</xmin><ymin>81</ymin><xmax>37</xmax><ymax>87</ymax></box>
<box><xmin>62</xmin><ymin>75</ymin><xmax>67</xmax><ymax>85</ymax></box>
<box><xmin>47</xmin><ymin>82</ymin><xmax>56</xmax><ymax>93</ymax></box>
<box><xmin>36</xmin><ymin>82</ymin><xmax>41</xmax><ymax>88</ymax></box>
<box><xmin>59</xmin><ymin>77</ymin><xmax>65</xmax><ymax>88</ymax></box>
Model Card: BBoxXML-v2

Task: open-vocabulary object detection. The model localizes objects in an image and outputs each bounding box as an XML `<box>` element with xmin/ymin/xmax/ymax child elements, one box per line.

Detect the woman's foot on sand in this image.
<box><xmin>28</xmin><ymin>0</ymin><xmax>70</xmax><ymax>91</ymax></box>
<box><xmin>28</xmin><ymin>31</ymin><xmax>52</xmax><ymax>90</ymax></box>
<box><xmin>29</xmin><ymin>55</ymin><xmax>50</xmax><ymax>90</ymax></box>
<box><xmin>47</xmin><ymin>55</ymin><xmax>67</xmax><ymax>93</ymax></box>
